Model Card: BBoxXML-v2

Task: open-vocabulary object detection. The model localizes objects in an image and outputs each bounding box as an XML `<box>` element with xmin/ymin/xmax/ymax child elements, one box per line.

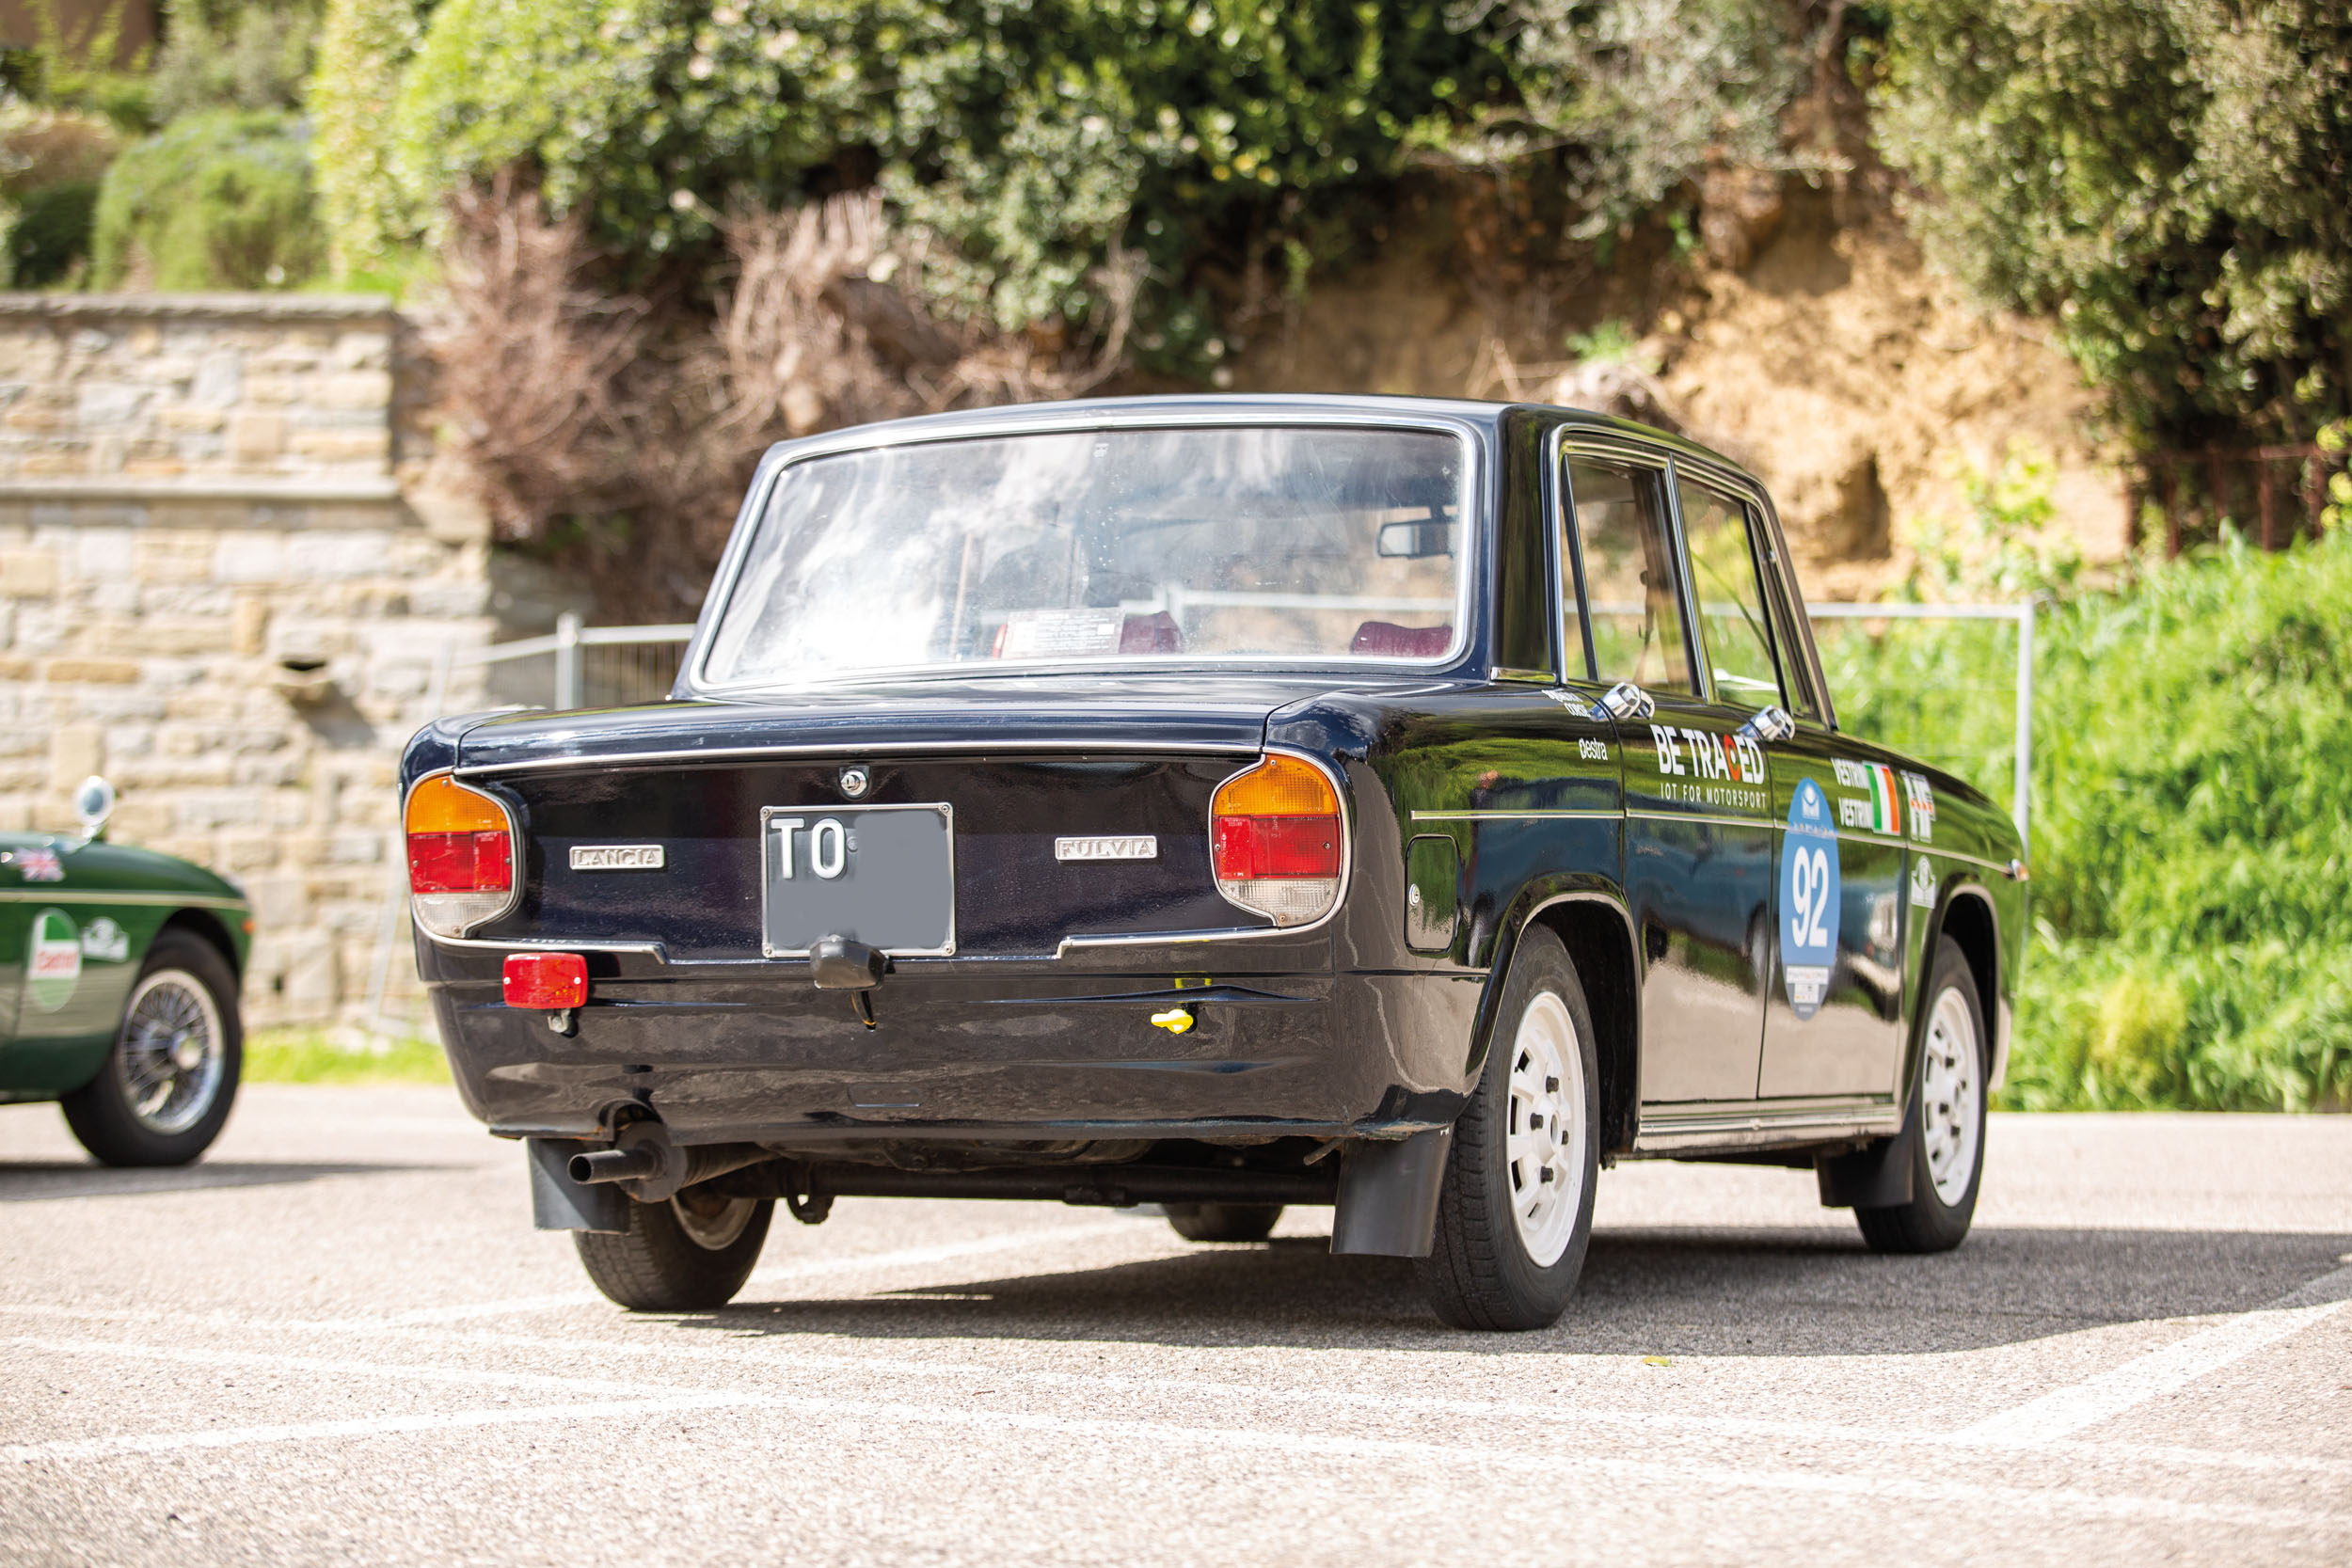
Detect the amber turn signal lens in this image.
<box><xmin>406</xmin><ymin>774</ymin><xmax>509</xmax><ymax>835</ymax></box>
<box><xmin>1212</xmin><ymin>754</ymin><xmax>1338</xmax><ymax>818</ymax></box>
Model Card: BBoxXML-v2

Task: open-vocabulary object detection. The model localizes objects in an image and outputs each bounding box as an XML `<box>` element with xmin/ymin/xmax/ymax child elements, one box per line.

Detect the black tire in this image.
<box><xmin>1856</xmin><ymin>937</ymin><xmax>1987</xmax><ymax>1255</ymax></box>
<box><xmin>1416</xmin><ymin>926</ymin><xmax>1602</xmax><ymax>1331</ymax></box>
<box><xmin>1165</xmin><ymin>1203</ymin><xmax>1282</xmax><ymax>1243</ymax></box>
<box><xmin>60</xmin><ymin>931</ymin><xmax>243</xmax><ymax>1167</ymax></box>
<box><xmin>575</xmin><ymin>1188</ymin><xmax>773</xmax><ymax>1311</ymax></box>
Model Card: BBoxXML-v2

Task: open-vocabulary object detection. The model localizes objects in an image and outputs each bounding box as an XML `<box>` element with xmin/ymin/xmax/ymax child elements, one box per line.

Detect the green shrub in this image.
<box><xmin>90</xmin><ymin>107</ymin><xmax>326</xmax><ymax>288</ymax></box>
<box><xmin>1832</xmin><ymin>522</ymin><xmax>2352</xmax><ymax>1111</ymax></box>
<box><xmin>151</xmin><ymin>0</ymin><xmax>320</xmax><ymax>121</ymax></box>
<box><xmin>8</xmin><ymin>177</ymin><xmax>100</xmax><ymax>284</ymax></box>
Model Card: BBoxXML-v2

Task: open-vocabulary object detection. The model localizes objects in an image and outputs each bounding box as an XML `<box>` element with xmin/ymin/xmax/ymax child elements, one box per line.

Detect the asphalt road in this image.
<box><xmin>3</xmin><ymin>1087</ymin><xmax>2348</xmax><ymax>1566</ymax></box>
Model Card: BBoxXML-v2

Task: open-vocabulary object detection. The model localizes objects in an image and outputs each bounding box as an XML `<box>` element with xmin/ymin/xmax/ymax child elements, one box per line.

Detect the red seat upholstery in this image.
<box><xmin>1119</xmin><ymin>611</ymin><xmax>1184</xmax><ymax>654</ymax></box>
<box><xmin>1350</xmin><ymin>621</ymin><xmax>1453</xmax><ymax>657</ymax></box>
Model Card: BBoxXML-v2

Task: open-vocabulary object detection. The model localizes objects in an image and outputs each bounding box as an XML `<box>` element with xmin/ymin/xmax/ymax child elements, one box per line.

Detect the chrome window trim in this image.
<box><xmin>684</xmin><ymin>409</ymin><xmax>1488</xmax><ymax>698</ymax></box>
<box><xmin>1669</xmin><ymin>467</ymin><xmax>1796</xmax><ymax>716</ymax></box>
<box><xmin>1555</xmin><ymin>431</ymin><xmax>1700</xmax><ymax>698</ymax></box>
<box><xmin>1547</xmin><ymin>425</ymin><xmax>1594</xmax><ymax>684</ymax></box>
<box><xmin>403</xmin><ymin>768</ymin><xmax>523</xmax><ymax>940</ymax></box>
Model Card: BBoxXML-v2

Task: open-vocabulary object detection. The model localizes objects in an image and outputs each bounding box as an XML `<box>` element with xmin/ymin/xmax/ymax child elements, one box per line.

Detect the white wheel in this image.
<box><xmin>1919</xmin><ymin>984</ymin><xmax>1981</xmax><ymax>1207</ymax></box>
<box><xmin>1418</xmin><ymin>927</ymin><xmax>1602</xmax><ymax>1330</ymax></box>
<box><xmin>1504</xmin><ymin>991</ymin><xmax>1589</xmax><ymax>1268</ymax></box>
<box><xmin>1856</xmin><ymin>936</ymin><xmax>1986</xmax><ymax>1254</ymax></box>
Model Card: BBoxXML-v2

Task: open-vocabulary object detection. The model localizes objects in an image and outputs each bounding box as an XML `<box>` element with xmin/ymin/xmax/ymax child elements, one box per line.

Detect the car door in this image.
<box><xmin>1749</xmin><ymin>538</ymin><xmax>1911</xmax><ymax>1099</ymax></box>
<box><xmin>1562</xmin><ymin>446</ymin><xmax>1772</xmax><ymax>1108</ymax></box>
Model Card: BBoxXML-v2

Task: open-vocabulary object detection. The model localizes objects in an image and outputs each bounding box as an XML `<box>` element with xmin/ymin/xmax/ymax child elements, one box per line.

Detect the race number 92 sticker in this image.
<box><xmin>1782</xmin><ymin>778</ymin><xmax>1841</xmax><ymax>1020</ymax></box>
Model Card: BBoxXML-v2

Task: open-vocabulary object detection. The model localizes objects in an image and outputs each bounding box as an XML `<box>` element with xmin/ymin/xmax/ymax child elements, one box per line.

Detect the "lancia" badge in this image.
<box><xmin>570</xmin><ymin>845</ymin><xmax>665</xmax><ymax>871</ymax></box>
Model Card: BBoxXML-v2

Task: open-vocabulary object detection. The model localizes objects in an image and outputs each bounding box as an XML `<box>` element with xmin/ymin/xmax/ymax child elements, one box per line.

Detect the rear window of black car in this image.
<box><xmin>700</xmin><ymin>424</ymin><xmax>1471</xmax><ymax>688</ymax></box>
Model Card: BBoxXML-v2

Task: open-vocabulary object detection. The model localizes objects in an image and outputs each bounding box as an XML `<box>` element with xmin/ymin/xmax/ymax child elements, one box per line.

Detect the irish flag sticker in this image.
<box><xmin>28</xmin><ymin>908</ymin><xmax>82</xmax><ymax>1012</ymax></box>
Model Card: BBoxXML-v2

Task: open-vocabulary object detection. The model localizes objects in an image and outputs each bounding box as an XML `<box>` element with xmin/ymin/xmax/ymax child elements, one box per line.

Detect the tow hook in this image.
<box><xmin>1150</xmin><ymin>1006</ymin><xmax>1195</xmax><ymax>1035</ymax></box>
<box><xmin>810</xmin><ymin>934</ymin><xmax>886</xmax><ymax>1029</ymax></box>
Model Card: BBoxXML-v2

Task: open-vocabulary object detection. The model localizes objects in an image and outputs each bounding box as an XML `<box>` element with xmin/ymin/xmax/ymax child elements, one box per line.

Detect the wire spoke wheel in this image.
<box><xmin>1503</xmin><ymin>990</ymin><xmax>1587</xmax><ymax>1269</ymax></box>
<box><xmin>112</xmin><ymin>970</ymin><xmax>227</xmax><ymax>1136</ymax></box>
<box><xmin>1919</xmin><ymin>984</ymin><xmax>1981</xmax><ymax>1208</ymax></box>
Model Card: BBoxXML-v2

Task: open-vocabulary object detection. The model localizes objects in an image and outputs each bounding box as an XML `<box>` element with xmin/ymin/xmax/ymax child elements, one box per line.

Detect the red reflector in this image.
<box><xmin>408</xmin><ymin>830</ymin><xmax>513</xmax><ymax>895</ymax></box>
<box><xmin>1214</xmin><ymin>816</ymin><xmax>1341</xmax><ymax>880</ymax></box>
<box><xmin>502</xmin><ymin>952</ymin><xmax>587</xmax><ymax>1009</ymax></box>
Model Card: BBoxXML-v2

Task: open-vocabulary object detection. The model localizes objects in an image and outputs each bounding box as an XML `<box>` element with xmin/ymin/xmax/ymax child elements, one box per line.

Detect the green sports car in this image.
<box><xmin>1</xmin><ymin>779</ymin><xmax>253</xmax><ymax>1165</ymax></box>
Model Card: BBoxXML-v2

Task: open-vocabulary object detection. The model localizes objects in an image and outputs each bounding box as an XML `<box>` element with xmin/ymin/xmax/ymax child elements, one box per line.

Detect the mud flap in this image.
<box><xmin>1330</xmin><ymin>1128</ymin><xmax>1453</xmax><ymax>1257</ymax></box>
<box><xmin>1816</xmin><ymin>1123</ymin><xmax>1918</xmax><ymax>1210</ymax></box>
<box><xmin>528</xmin><ymin>1137</ymin><xmax>628</xmax><ymax>1232</ymax></box>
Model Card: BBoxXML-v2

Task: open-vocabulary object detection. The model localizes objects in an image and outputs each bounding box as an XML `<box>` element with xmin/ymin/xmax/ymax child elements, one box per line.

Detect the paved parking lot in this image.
<box><xmin>3</xmin><ymin>1086</ymin><xmax>2347</xmax><ymax>1565</ymax></box>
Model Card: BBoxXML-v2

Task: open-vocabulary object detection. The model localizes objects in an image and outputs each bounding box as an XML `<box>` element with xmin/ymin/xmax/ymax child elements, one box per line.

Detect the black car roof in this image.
<box><xmin>755</xmin><ymin>392</ymin><xmax>1759</xmax><ymax>489</ymax></box>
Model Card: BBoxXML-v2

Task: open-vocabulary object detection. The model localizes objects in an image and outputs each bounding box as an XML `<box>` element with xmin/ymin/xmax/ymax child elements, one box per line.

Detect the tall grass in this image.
<box><xmin>1832</xmin><ymin>530</ymin><xmax>2352</xmax><ymax>1110</ymax></box>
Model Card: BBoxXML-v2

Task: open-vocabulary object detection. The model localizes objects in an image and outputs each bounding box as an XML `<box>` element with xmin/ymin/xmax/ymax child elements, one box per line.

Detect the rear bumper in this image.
<box><xmin>426</xmin><ymin>959</ymin><xmax>1482</xmax><ymax>1146</ymax></box>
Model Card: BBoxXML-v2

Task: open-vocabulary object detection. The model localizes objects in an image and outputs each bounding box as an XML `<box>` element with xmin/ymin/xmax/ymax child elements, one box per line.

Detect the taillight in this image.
<box><xmin>503</xmin><ymin>952</ymin><xmax>587</xmax><ymax>1009</ymax></box>
<box><xmin>405</xmin><ymin>773</ymin><xmax>516</xmax><ymax>937</ymax></box>
<box><xmin>1211</xmin><ymin>754</ymin><xmax>1343</xmax><ymax>927</ymax></box>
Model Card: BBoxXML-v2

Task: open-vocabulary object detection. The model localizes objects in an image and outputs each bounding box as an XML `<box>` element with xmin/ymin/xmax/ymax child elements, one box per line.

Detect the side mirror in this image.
<box><xmin>1376</xmin><ymin>518</ymin><xmax>1454</xmax><ymax>559</ymax></box>
<box><xmin>73</xmin><ymin>775</ymin><xmax>116</xmax><ymax>841</ymax></box>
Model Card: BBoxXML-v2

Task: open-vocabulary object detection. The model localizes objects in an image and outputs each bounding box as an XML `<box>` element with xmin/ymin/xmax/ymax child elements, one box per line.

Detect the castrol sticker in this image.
<box><xmin>1781</xmin><ymin>779</ymin><xmax>1841</xmax><ymax>1021</ymax></box>
<box><xmin>28</xmin><ymin>908</ymin><xmax>81</xmax><ymax>1012</ymax></box>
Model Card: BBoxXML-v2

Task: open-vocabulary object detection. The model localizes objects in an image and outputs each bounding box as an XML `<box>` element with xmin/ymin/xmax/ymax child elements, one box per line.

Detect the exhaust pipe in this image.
<box><xmin>565</xmin><ymin>1121</ymin><xmax>771</xmax><ymax>1203</ymax></box>
<box><xmin>568</xmin><ymin>1146</ymin><xmax>663</xmax><ymax>1185</ymax></box>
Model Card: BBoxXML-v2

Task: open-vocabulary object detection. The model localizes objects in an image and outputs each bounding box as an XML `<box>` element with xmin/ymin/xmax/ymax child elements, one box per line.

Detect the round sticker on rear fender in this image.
<box><xmin>1781</xmin><ymin>779</ymin><xmax>1840</xmax><ymax>1021</ymax></box>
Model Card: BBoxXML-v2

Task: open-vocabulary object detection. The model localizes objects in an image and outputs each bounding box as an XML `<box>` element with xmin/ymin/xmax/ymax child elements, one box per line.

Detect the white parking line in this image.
<box><xmin>1955</xmin><ymin>1265</ymin><xmax>2352</xmax><ymax>1445</ymax></box>
<box><xmin>9</xmin><ymin>1307</ymin><xmax>2351</xmax><ymax>1488</ymax></box>
<box><xmin>3</xmin><ymin>1335</ymin><xmax>665</xmax><ymax>1399</ymax></box>
<box><xmin>4</xmin><ymin>1394</ymin><xmax>760</xmax><ymax>1466</ymax></box>
<box><xmin>4</xmin><ymin>1352</ymin><xmax>2341</xmax><ymax>1533</ymax></box>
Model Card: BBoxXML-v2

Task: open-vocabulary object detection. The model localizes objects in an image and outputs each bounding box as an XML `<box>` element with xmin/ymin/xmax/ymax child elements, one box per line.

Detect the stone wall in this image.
<box><xmin>0</xmin><ymin>293</ymin><xmax>501</xmax><ymax>1029</ymax></box>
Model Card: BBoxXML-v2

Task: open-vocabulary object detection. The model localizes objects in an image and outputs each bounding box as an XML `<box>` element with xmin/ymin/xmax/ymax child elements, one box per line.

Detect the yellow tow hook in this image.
<box><xmin>1150</xmin><ymin>1006</ymin><xmax>1195</xmax><ymax>1035</ymax></box>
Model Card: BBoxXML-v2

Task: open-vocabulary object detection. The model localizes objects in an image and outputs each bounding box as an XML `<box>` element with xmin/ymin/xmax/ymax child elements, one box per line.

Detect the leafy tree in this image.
<box><xmin>1873</xmin><ymin>0</ymin><xmax>2352</xmax><ymax>449</ymax></box>
<box><xmin>315</xmin><ymin>0</ymin><xmax>1497</xmax><ymax>362</ymax></box>
<box><xmin>1442</xmin><ymin>0</ymin><xmax>1816</xmax><ymax>241</ymax></box>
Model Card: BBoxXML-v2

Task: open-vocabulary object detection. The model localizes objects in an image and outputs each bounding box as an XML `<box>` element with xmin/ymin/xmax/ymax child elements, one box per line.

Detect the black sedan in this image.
<box><xmin>401</xmin><ymin>396</ymin><xmax>2027</xmax><ymax>1330</ymax></box>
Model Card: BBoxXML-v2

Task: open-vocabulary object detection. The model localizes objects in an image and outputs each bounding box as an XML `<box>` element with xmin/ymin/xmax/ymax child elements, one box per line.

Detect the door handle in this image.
<box><xmin>1593</xmin><ymin>681</ymin><xmax>1657</xmax><ymax>722</ymax></box>
<box><xmin>1737</xmin><ymin>705</ymin><xmax>1797</xmax><ymax>744</ymax></box>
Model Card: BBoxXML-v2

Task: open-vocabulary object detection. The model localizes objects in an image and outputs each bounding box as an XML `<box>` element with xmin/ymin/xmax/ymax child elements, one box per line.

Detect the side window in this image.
<box><xmin>1675</xmin><ymin>479</ymin><xmax>1783</xmax><ymax>711</ymax></box>
<box><xmin>1564</xmin><ymin>456</ymin><xmax>1692</xmax><ymax>692</ymax></box>
<box><xmin>1754</xmin><ymin>509</ymin><xmax>1822</xmax><ymax>721</ymax></box>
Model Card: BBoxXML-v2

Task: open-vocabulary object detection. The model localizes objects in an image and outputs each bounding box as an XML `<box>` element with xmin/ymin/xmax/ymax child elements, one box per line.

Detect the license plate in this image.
<box><xmin>760</xmin><ymin>803</ymin><xmax>956</xmax><ymax>958</ymax></box>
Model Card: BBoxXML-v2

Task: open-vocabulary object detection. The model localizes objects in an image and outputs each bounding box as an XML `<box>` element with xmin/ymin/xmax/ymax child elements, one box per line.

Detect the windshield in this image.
<box><xmin>700</xmin><ymin>423</ymin><xmax>1470</xmax><ymax>688</ymax></box>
